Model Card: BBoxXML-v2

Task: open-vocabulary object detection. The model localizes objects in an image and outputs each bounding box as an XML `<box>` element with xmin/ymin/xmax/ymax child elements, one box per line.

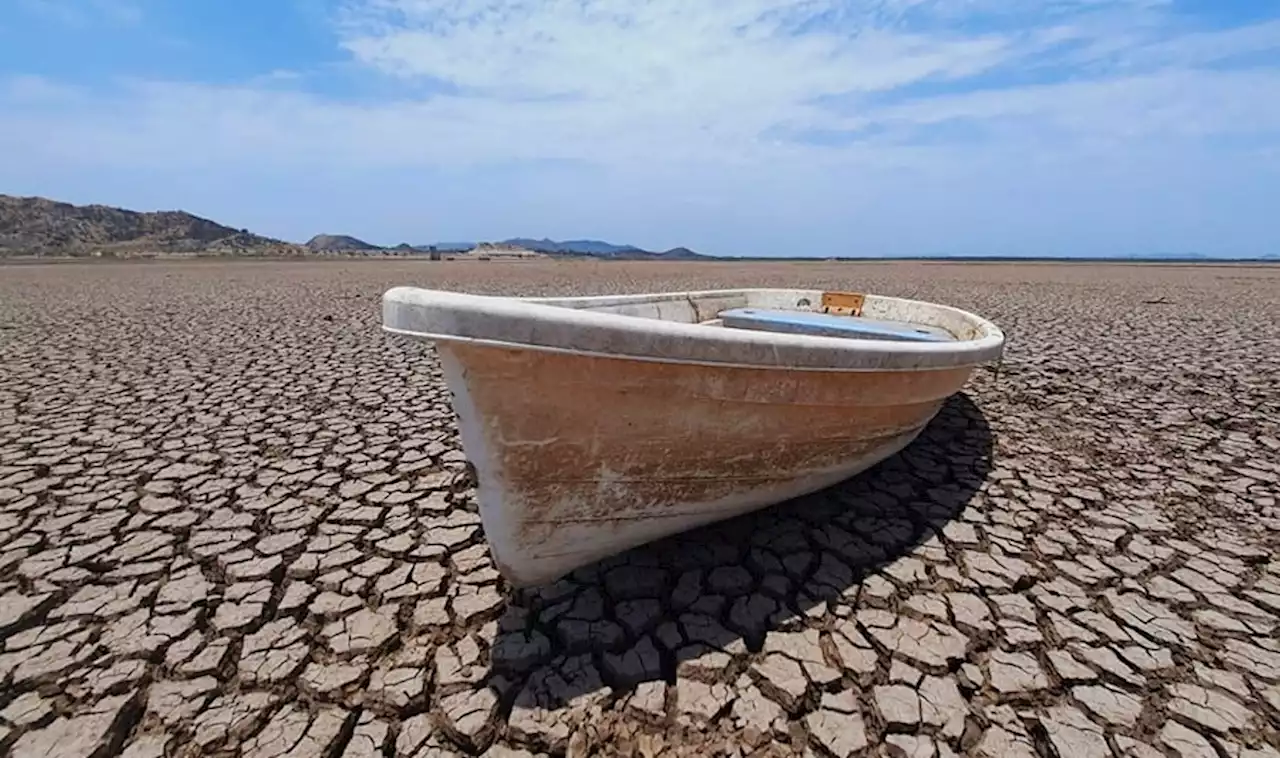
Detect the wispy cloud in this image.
<box><xmin>2</xmin><ymin>0</ymin><xmax>1279</xmax><ymax>254</ymax></box>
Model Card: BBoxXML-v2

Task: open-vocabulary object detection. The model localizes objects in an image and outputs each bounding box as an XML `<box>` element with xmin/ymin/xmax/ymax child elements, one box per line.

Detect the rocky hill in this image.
<box><xmin>304</xmin><ymin>234</ymin><xmax>380</xmax><ymax>252</ymax></box>
<box><xmin>0</xmin><ymin>193</ymin><xmax>711</xmax><ymax>259</ymax></box>
<box><xmin>0</xmin><ymin>194</ymin><xmax>300</xmax><ymax>257</ymax></box>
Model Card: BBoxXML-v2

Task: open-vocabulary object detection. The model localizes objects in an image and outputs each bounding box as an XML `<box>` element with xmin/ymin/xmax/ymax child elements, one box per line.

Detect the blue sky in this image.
<box><xmin>2</xmin><ymin>0</ymin><xmax>1279</xmax><ymax>257</ymax></box>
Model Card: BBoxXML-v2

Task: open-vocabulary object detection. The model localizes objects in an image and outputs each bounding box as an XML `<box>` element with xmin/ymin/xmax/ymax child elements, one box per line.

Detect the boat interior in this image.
<box><xmin>525</xmin><ymin>288</ymin><xmax>982</xmax><ymax>343</ymax></box>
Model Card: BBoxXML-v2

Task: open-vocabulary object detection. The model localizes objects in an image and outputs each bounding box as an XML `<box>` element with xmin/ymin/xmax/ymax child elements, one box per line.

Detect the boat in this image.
<box><xmin>382</xmin><ymin>287</ymin><xmax>1005</xmax><ymax>587</ymax></box>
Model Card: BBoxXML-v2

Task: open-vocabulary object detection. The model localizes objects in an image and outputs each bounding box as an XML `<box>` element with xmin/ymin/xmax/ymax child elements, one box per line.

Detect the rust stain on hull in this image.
<box><xmin>444</xmin><ymin>343</ymin><xmax>972</xmax><ymax>583</ymax></box>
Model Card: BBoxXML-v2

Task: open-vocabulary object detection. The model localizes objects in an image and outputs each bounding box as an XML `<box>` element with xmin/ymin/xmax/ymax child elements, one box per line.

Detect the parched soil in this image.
<box><xmin>0</xmin><ymin>259</ymin><xmax>1278</xmax><ymax>758</ymax></box>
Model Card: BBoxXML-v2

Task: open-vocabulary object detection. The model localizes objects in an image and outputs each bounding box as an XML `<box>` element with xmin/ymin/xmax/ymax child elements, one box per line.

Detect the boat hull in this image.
<box><xmin>437</xmin><ymin>341</ymin><xmax>973</xmax><ymax>587</ymax></box>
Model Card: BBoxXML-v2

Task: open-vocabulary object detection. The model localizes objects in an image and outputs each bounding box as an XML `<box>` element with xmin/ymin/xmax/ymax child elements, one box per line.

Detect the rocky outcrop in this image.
<box><xmin>304</xmin><ymin>234</ymin><xmax>381</xmax><ymax>252</ymax></box>
<box><xmin>0</xmin><ymin>194</ymin><xmax>298</xmax><ymax>256</ymax></box>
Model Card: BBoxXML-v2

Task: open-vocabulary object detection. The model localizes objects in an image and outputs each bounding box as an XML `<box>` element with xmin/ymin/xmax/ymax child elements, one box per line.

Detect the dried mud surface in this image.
<box><xmin>1</xmin><ymin>259</ymin><xmax>1279</xmax><ymax>758</ymax></box>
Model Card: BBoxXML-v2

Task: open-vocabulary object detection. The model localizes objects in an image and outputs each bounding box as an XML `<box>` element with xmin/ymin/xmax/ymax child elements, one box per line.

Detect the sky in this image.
<box><xmin>1</xmin><ymin>0</ymin><xmax>1279</xmax><ymax>257</ymax></box>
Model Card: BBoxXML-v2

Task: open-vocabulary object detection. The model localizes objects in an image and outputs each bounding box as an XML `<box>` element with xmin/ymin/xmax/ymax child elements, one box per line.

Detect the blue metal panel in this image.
<box><xmin>718</xmin><ymin>308</ymin><xmax>954</xmax><ymax>343</ymax></box>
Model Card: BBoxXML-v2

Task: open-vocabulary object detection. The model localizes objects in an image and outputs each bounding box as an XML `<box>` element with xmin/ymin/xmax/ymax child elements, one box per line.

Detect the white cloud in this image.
<box><xmin>338</xmin><ymin>0</ymin><xmax>1010</xmax><ymax>96</ymax></box>
<box><xmin>3</xmin><ymin>74</ymin><xmax>83</xmax><ymax>103</ymax></box>
<box><xmin>19</xmin><ymin>3</ymin><xmax>1275</xmax><ymax>163</ymax></box>
<box><xmin>864</xmin><ymin>68</ymin><xmax>1280</xmax><ymax>141</ymax></box>
<box><xmin>2</xmin><ymin>1</ymin><xmax>1279</xmax><ymax>253</ymax></box>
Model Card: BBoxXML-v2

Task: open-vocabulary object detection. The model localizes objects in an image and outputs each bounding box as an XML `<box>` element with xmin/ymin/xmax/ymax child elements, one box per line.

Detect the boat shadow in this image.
<box><xmin>485</xmin><ymin>391</ymin><xmax>993</xmax><ymax>715</ymax></box>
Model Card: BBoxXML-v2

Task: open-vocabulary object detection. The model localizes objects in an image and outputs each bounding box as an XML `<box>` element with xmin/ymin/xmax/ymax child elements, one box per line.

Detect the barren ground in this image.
<box><xmin>1</xmin><ymin>259</ymin><xmax>1278</xmax><ymax>758</ymax></box>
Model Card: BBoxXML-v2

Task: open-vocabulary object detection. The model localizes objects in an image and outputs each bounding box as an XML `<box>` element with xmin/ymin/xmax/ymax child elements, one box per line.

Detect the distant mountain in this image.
<box><xmin>499</xmin><ymin>238</ymin><xmax>645</xmax><ymax>256</ymax></box>
<box><xmin>8</xmin><ymin>195</ymin><xmax>1269</xmax><ymax>263</ymax></box>
<box><xmin>0</xmin><ymin>197</ymin><xmax>707</xmax><ymax>259</ymax></box>
<box><xmin>0</xmin><ymin>194</ymin><xmax>300</xmax><ymax>257</ymax></box>
<box><xmin>304</xmin><ymin>234</ymin><xmax>380</xmax><ymax>252</ymax></box>
<box><xmin>560</xmin><ymin>239</ymin><xmax>645</xmax><ymax>255</ymax></box>
<box><xmin>653</xmin><ymin>246</ymin><xmax>703</xmax><ymax>260</ymax></box>
<box><xmin>417</xmin><ymin>237</ymin><xmax>707</xmax><ymax>259</ymax></box>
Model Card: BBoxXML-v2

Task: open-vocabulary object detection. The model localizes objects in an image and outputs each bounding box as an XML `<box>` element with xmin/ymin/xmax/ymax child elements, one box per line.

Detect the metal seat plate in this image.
<box><xmin>718</xmin><ymin>308</ymin><xmax>955</xmax><ymax>343</ymax></box>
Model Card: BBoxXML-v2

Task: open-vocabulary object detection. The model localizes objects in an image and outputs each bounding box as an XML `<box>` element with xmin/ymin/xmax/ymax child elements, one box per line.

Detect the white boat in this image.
<box><xmin>382</xmin><ymin>287</ymin><xmax>1005</xmax><ymax>587</ymax></box>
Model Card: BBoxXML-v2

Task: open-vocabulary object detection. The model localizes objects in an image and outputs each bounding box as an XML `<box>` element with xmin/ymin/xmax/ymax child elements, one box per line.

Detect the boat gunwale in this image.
<box><xmin>382</xmin><ymin>326</ymin><xmax>993</xmax><ymax>374</ymax></box>
<box><xmin>382</xmin><ymin>286</ymin><xmax>1006</xmax><ymax>372</ymax></box>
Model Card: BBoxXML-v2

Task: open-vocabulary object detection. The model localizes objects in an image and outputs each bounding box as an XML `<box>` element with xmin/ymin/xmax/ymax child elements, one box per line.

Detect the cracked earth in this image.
<box><xmin>1</xmin><ymin>259</ymin><xmax>1278</xmax><ymax>758</ymax></box>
